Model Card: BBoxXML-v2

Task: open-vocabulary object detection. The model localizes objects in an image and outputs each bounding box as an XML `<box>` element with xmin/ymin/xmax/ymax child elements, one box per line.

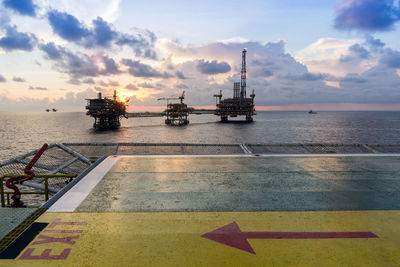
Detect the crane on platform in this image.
<box><xmin>157</xmin><ymin>91</ymin><xmax>188</xmax><ymax>126</ymax></box>
<box><xmin>85</xmin><ymin>49</ymin><xmax>254</xmax><ymax>129</ymax></box>
<box><xmin>157</xmin><ymin>91</ymin><xmax>185</xmax><ymax>104</ymax></box>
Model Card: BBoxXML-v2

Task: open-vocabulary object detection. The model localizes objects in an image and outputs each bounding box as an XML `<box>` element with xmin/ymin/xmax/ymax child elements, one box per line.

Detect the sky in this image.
<box><xmin>1</xmin><ymin>0</ymin><xmax>400</xmax><ymax>111</ymax></box>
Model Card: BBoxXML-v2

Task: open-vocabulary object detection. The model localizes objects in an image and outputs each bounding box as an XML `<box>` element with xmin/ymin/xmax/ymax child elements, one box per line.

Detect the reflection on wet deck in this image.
<box><xmin>75</xmin><ymin>156</ymin><xmax>400</xmax><ymax>212</ymax></box>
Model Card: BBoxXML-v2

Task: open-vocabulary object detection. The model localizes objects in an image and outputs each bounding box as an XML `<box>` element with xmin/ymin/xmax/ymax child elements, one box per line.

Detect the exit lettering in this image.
<box><xmin>19</xmin><ymin>218</ymin><xmax>87</xmax><ymax>260</ymax></box>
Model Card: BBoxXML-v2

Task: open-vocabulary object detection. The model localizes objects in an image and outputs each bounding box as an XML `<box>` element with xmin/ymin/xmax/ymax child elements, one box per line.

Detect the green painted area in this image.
<box><xmin>0</xmin><ymin>208</ymin><xmax>37</xmax><ymax>240</ymax></box>
<box><xmin>77</xmin><ymin>156</ymin><xmax>400</xmax><ymax>212</ymax></box>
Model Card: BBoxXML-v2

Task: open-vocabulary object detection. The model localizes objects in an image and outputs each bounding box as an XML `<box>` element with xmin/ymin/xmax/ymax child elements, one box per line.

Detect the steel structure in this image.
<box><xmin>240</xmin><ymin>48</ymin><xmax>247</xmax><ymax>102</ymax></box>
<box><xmin>158</xmin><ymin>91</ymin><xmax>189</xmax><ymax>126</ymax></box>
<box><xmin>214</xmin><ymin>48</ymin><xmax>256</xmax><ymax>122</ymax></box>
<box><xmin>85</xmin><ymin>49</ymin><xmax>256</xmax><ymax>129</ymax></box>
<box><xmin>85</xmin><ymin>90</ymin><xmax>128</xmax><ymax>130</ymax></box>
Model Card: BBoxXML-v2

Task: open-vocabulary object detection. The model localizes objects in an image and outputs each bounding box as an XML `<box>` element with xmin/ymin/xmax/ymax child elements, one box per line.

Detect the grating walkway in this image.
<box><xmin>0</xmin><ymin>208</ymin><xmax>37</xmax><ymax>240</ymax></box>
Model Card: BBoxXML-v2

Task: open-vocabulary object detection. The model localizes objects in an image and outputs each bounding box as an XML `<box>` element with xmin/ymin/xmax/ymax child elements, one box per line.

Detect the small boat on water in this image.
<box><xmin>308</xmin><ymin>110</ymin><xmax>317</xmax><ymax>114</ymax></box>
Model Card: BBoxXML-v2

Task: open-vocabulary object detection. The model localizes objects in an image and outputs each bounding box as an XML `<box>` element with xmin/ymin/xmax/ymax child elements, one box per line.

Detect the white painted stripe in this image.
<box><xmin>240</xmin><ymin>144</ymin><xmax>251</xmax><ymax>154</ymax></box>
<box><xmin>115</xmin><ymin>154</ymin><xmax>400</xmax><ymax>158</ymax></box>
<box><xmin>255</xmin><ymin>153</ymin><xmax>400</xmax><ymax>158</ymax></box>
<box><xmin>47</xmin><ymin>156</ymin><xmax>118</xmax><ymax>212</ymax></box>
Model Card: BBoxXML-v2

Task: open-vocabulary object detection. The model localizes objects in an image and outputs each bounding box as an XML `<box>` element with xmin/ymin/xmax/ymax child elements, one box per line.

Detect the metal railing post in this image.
<box><xmin>1</xmin><ymin>176</ymin><xmax>5</xmax><ymax>207</ymax></box>
<box><xmin>0</xmin><ymin>174</ymin><xmax>76</xmax><ymax>206</ymax></box>
<box><xmin>44</xmin><ymin>177</ymin><xmax>49</xmax><ymax>201</ymax></box>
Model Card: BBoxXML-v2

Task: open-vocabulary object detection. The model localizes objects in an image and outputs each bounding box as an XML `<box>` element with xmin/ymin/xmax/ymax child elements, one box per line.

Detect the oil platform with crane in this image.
<box><xmin>157</xmin><ymin>91</ymin><xmax>189</xmax><ymax>126</ymax></box>
<box><xmin>85</xmin><ymin>49</ymin><xmax>255</xmax><ymax>129</ymax></box>
<box><xmin>214</xmin><ymin>48</ymin><xmax>256</xmax><ymax>122</ymax></box>
<box><xmin>85</xmin><ymin>90</ymin><xmax>128</xmax><ymax>130</ymax></box>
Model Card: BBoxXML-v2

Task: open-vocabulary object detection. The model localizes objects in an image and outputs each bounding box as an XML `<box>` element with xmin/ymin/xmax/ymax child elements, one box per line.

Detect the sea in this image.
<box><xmin>0</xmin><ymin>111</ymin><xmax>399</xmax><ymax>161</ymax></box>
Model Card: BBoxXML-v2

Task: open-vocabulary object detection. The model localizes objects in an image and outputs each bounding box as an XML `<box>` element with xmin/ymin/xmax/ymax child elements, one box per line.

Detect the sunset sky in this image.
<box><xmin>1</xmin><ymin>0</ymin><xmax>400</xmax><ymax>111</ymax></box>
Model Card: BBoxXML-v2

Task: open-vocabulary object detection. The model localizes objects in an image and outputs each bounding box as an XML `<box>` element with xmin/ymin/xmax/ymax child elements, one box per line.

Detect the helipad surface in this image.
<box><xmin>2</xmin><ymin>155</ymin><xmax>400</xmax><ymax>266</ymax></box>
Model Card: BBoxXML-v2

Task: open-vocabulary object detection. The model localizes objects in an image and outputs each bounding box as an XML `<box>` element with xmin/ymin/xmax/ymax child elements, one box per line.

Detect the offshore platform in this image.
<box><xmin>158</xmin><ymin>91</ymin><xmax>189</xmax><ymax>126</ymax></box>
<box><xmin>214</xmin><ymin>48</ymin><xmax>255</xmax><ymax>122</ymax></box>
<box><xmin>85</xmin><ymin>90</ymin><xmax>128</xmax><ymax>130</ymax></box>
<box><xmin>86</xmin><ymin>49</ymin><xmax>255</xmax><ymax>129</ymax></box>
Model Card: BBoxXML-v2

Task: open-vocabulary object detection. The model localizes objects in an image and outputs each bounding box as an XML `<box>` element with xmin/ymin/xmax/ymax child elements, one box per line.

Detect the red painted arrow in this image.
<box><xmin>201</xmin><ymin>222</ymin><xmax>378</xmax><ymax>254</ymax></box>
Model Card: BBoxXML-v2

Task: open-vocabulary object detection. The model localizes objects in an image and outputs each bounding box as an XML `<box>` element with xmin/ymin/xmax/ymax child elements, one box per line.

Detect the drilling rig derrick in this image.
<box><xmin>214</xmin><ymin>48</ymin><xmax>256</xmax><ymax>122</ymax></box>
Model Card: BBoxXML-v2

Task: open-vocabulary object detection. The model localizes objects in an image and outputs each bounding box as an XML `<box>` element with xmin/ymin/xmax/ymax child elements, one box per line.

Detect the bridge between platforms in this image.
<box><xmin>126</xmin><ymin>108</ymin><xmax>216</xmax><ymax>118</ymax></box>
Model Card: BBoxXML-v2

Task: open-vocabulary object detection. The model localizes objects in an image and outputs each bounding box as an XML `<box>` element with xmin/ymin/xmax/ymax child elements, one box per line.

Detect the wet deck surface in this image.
<box><xmin>75</xmin><ymin>156</ymin><xmax>400</xmax><ymax>212</ymax></box>
<box><xmin>2</xmin><ymin>155</ymin><xmax>400</xmax><ymax>266</ymax></box>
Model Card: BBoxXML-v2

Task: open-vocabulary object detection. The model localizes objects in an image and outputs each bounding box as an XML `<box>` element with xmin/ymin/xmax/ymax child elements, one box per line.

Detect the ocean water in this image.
<box><xmin>0</xmin><ymin>111</ymin><xmax>399</xmax><ymax>161</ymax></box>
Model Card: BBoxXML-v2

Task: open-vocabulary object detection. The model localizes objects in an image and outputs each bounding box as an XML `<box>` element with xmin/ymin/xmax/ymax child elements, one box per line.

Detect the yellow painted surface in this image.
<box><xmin>4</xmin><ymin>211</ymin><xmax>400</xmax><ymax>266</ymax></box>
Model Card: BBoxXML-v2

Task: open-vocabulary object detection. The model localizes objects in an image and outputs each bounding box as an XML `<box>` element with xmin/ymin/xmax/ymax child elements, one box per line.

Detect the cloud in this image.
<box><xmin>340</xmin><ymin>43</ymin><xmax>370</xmax><ymax>62</ymax></box>
<box><xmin>294</xmin><ymin>35</ymin><xmax>400</xmax><ymax>104</ymax></box>
<box><xmin>365</xmin><ymin>35</ymin><xmax>385</xmax><ymax>51</ymax></box>
<box><xmin>176</xmin><ymin>83</ymin><xmax>188</xmax><ymax>89</ymax></box>
<box><xmin>121</xmin><ymin>58</ymin><xmax>172</xmax><ymax>78</ymax></box>
<box><xmin>349</xmin><ymin>43</ymin><xmax>371</xmax><ymax>58</ymax></box>
<box><xmin>380</xmin><ymin>48</ymin><xmax>400</xmax><ymax>68</ymax></box>
<box><xmin>338</xmin><ymin>64</ymin><xmax>400</xmax><ymax>104</ymax></box>
<box><xmin>0</xmin><ymin>88</ymin><xmax>99</xmax><ymax>111</ymax></box>
<box><xmin>295</xmin><ymin>37</ymin><xmax>374</xmax><ymax>76</ymax></box>
<box><xmin>251</xmin><ymin>59</ymin><xmax>276</xmax><ymax>77</ymax></box>
<box><xmin>47</xmin><ymin>10</ymin><xmax>88</xmax><ymax>41</ymax></box>
<box><xmin>334</xmin><ymin>0</ymin><xmax>400</xmax><ymax>31</ymax></box>
<box><xmin>296</xmin><ymin>38</ymin><xmax>358</xmax><ymax>62</ymax></box>
<box><xmin>117</xmin><ymin>30</ymin><xmax>157</xmax><ymax>59</ymax></box>
<box><xmin>67</xmin><ymin>79</ymin><xmax>81</xmax><ymax>85</ymax></box>
<box><xmin>82</xmin><ymin>78</ymin><xmax>95</xmax><ymax>84</ymax></box>
<box><xmin>39</xmin><ymin>43</ymin><xmax>98</xmax><ymax>77</ymax></box>
<box><xmin>39</xmin><ymin>42</ymin><xmax>121</xmax><ymax>79</ymax></box>
<box><xmin>3</xmin><ymin>0</ymin><xmax>37</xmax><ymax>17</ymax></box>
<box><xmin>339</xmin><ymin>73</ymin><xmax>368</xmax><ymax>83</ymax></box>
<box><xmin>0</xmin><ymin>25</ymin><xmax>37</xmax><ymax>51</ymax></box>
<box><xmin>163</xmin><ymin>39</ymin><xmax>400</xmax><ymax>106</ymax></box>
<box><xmin>89</xmin><ymin>17</ymin><xmax>117</xmax><ymax>47</ymax></box>
<box><xmin>176</xmin><ymin>71</ymin><xmax>186</xmax><ymax>79</ymax></box>
<box><xmin>48</xmin><ymin>0</ymin><xmax>122</xmax><ymax>24</ymax></box>
<box><xmin>100</xmin><ymin>55</ymin><xmax>120</xmax><ymax>75</ymax></box>
<box><xmin>29</xmin><ymin>86</ymin><xmax>48</xmax><ymax>90</ymax></box>
<box><xmin>12</xmin><ymin>77</ymin><xmax>26</xmax><ymax>82</ymax></box>
<box><xmin>94</xmin><ymin>86</ymin><xmax>106</xmax><ymax>92</ymax></box>
<box><xmin>253</xmin><ymin>66</ymin><xmax>274</xmax><ymax>77</ymax></box>
<box><xmin>47</xmin><ymin>10</ymin><xmax>156</xmax><ymax>57</ymax></box>
<box><xmin>38</xmin><ymin>42</ymin><xmax>65</xmax><ymax>59</ymax></box>
<box><xmin>125</xmin><ymin>83</ymin><xmax>137</xmax><ymax>90</ymax></box>
<box><xmin>0</xmin><ymin>74</ymin><xmax>6</xmax><ymax>82</ymax></box>
<box><xmin>138</xmin><ymin>82</ymin><xmax>154</xmax><ymax>88</ymax></box>
<box><xmin>98</xmin><ymin>80</ymin><xmax>120</xmax><ymax>87</ymax></box>
<box><xmin>196</xmin><ymin>59</ymin><xmax>231</xmax><ymax>74</ymax></box>
<box><xmin>0</xmin><ymin>9</ymin><xmax>11</xmax><ymax>26</ymax></box>
<box><xmin>283</xmin><ymin>73</ymin><xmax>326</xmax><ymax>81</ymax></box>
